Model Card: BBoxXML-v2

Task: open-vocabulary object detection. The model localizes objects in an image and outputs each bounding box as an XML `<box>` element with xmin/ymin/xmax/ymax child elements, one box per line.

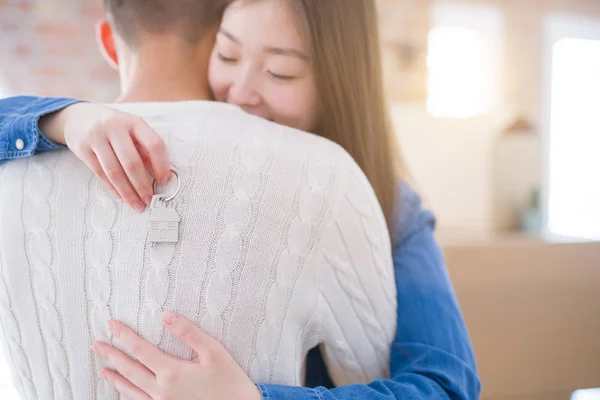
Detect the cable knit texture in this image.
<box><xmin>0</xmin><ymin>101</ymin><xmax>396</xmax><ymax>400</ymax></box>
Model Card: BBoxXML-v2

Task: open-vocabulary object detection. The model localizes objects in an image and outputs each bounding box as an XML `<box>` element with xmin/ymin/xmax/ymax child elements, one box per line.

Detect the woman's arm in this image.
<box><xmin>0</xmin><ymin>96</ymin><xmax>82</xmax><ymax>160</ymax></box>
<box><xmin>259</xmin><ymin>184</ymin><xmax>481</xmax><ymax>400</ymax></box>
<box><xmin>0</xmin><ymin>96</ymin><xmax>171</xmax><ymax>212</ymax></box>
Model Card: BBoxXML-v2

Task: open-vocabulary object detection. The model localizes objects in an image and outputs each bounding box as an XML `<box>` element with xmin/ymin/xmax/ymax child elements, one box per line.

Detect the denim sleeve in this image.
<box><xmin>0</xmin><ymin>96</ymin><xmax>84</xmax><ymax>160</ymax></box>
<box><xmin>258</xmin><ymin>183</ymin><xmax>481</xmax><ymax>400</ymax></box>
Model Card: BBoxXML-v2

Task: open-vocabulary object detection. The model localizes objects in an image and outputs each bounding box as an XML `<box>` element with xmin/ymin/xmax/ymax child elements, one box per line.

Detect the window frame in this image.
<box><xmin>541</xmin><ymin>13</ymin><xmax>600</xmax><ymax>240</ymax></box>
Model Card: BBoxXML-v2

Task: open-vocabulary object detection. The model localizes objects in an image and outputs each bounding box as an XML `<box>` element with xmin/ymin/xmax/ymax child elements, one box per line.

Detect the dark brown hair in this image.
<box><xmin>104</xmin><ymin>0</ymin><xmax>231</xmax><ymax>46</ymax></box>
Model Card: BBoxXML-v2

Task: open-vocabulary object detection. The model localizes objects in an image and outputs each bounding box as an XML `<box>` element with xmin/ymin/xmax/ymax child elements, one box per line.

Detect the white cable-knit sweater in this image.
<box><xmin>0</xmin><ymin>102</ymin><xmax>396</xmax><ymax>400</ymax></box>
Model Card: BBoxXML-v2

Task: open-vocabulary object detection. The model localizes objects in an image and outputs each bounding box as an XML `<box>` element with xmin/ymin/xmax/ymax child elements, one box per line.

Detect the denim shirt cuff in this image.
<box><xmin>258</xmin><ymin>384</ymin><xmax>323</xmax><ymax>400</ymax></box>
<box><xmin>0</xmin><ymin>98</ymin><xmax>84</xmax><ymax>159</ymax></box>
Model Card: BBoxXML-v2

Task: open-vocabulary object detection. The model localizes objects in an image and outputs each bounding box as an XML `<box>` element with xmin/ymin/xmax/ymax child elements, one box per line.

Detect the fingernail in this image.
<box><xmin>100</xmin><ymin>370</ymin><xmax>108</xmax><ymax>381</ymax></box>
<box><xmin>106</xmin><ymin>321</ymin><xmax>114</xmax><ymax>333</ymax></box>
<box><xmin>144</xmin><ymin>196</ymin><xmax>153</xmax><ymax>206</ymax></box>
<box><xmin>161</xmin><ymin>177</ymin><xmax>169</xmax><ymax>185</ymax></box>
<box><xmin>91</xmin><ymin>343</ymin><xmax>105</xmax><ymax>357</ymax></box>
<box><xmin>163</xmin><ymin>311</ymin><xmax>178</xmax><ymax>325</ymax></box>
<box><xmin>134</xmin><ymin>201</ymin><xmax>145</xmax><ymax>213</ymax></box>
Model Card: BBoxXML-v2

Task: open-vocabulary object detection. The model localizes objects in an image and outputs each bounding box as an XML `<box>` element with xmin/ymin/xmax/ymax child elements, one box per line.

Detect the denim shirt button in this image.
<box><xmin>15</xmin><ymin>138</ymin><xmax>25</xmax><ymax>150</ymax></box>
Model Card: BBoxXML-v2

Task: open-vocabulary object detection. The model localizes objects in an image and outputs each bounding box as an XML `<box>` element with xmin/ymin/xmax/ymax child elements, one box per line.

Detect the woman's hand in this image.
<box><xmin>40</xmin><ymin>103</ymin><xmax>171</xmax><ymax>212</ymax></box>
<box><xmin>91</xmin><ymin>312</ymin><xmax>262</xmax><ymax>400</ymax></box>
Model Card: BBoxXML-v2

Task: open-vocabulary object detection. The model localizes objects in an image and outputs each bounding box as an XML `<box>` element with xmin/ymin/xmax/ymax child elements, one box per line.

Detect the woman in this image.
<box><xmin>0</xmin><ymin>0</ymin><xmax>481</xmax><ymax>399</ymax></box>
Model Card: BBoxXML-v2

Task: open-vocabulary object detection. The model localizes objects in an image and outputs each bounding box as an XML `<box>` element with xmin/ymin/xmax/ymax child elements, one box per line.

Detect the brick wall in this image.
<box><xmin>0</xmin><ymin>0</ymin><xmax>120</xmax><ymax>101</ymax></box>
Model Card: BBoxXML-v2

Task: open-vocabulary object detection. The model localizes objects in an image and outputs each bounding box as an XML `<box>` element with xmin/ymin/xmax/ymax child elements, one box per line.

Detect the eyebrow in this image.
<box><xmin>219</xmin><ymin>28</ymin><xmax>240</xmax><ymax>44</ymax></box>
<box><xmin>264</xmin><ymin>46</ymin><xmax>309</xmax><ymax>61</ymax></box>
<box><xmin>219</xmin><ymin>28</ymin><xmax>309</xmax><ymax>61</ymax></box>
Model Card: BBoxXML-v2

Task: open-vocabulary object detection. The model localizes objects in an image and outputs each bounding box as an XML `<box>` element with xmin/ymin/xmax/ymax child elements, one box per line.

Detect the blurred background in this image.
<box><xmin>0</xmin><ymin>0</ymin><xmax>599</xmax><ymax>399</ymax></box>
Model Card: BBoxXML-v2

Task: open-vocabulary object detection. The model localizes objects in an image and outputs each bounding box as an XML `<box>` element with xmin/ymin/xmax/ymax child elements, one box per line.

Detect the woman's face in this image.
<box><xmin>208</xmin><ymin>0</ymin><xmax>318</xmax><ymax>132</ymax></box>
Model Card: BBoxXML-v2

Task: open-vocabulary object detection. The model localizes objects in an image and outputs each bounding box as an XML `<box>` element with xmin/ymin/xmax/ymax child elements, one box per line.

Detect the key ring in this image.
<box><xmin>152</xmin><ymin>169</ymin><xmax>181</xmax><ymax>203</ymax></box>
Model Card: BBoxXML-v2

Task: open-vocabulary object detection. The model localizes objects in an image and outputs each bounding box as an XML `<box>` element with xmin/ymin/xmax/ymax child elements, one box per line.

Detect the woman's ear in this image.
<box><xmin>96</xmin><ymin>20</ymin><xmax>119</xmax><ymax>70</ymax></box>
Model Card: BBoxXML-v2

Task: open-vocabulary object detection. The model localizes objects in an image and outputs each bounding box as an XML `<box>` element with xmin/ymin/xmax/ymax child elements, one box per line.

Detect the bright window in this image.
<box><xmin>427</xmin><ymin>2</ymin><xmax>503</xmax><ymax>118</ymax></box>
<box><xmin>544</xmin><ymin>15</ymin><xmax>600</xmax><ymax>240</ymax></box>
<box><xmin>572</xmin><ymin>388</ymin><xmax>600</xmax><ymax>400</ymax></box>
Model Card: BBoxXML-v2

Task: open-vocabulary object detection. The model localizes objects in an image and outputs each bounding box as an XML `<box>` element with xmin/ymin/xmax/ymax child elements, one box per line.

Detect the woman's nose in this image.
<box><xmin>228</xmin><ymin>71</ymin><xmax>261</xmax><ymax>107</ymax></box>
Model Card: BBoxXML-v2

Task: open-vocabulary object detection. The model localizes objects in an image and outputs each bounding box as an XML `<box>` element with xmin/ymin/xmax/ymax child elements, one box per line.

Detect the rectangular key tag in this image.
<box><xmin>148</xmin><ymin>195</ymin><xmax>180</xmax><ymax>243</ymax></box>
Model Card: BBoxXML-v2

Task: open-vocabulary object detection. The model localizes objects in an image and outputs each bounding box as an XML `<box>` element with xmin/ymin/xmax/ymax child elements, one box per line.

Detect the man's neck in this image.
<box><xmin>117</xmin><ymin>35</ymin><xmax>214</xmax><ymax>103</ymax></box>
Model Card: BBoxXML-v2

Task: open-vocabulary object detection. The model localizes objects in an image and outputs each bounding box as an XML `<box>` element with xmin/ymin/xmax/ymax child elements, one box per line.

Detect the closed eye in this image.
<box><xmin>218</xmin><ymin>53</ymin><xmax>237</xmax><ymax>63</ymax></box>
<box><xmin>268</xmin><ymin>71</ymin><xmax>296</xmax><ymax>81</ymax></box>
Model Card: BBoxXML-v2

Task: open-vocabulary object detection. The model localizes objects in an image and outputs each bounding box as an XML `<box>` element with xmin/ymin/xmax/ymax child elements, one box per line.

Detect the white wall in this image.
<box><xmin>0</xmin><ymin>73</ymin><xmax>10</xmax><ymax>99</ymax></box>
<box><xmin>390</xmin><ymin>103</ymin><xmax>512</xmax><ymax>234</ymax></box>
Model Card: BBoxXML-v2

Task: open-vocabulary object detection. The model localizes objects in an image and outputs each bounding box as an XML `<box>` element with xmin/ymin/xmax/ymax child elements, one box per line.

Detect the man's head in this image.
<box><xmin>105</xmin><ymin>0</ymin><xmax>229</xmax><ymax>47</ymax></box>
<box><xmin>98</xmin><ymin>0</ymin><xmax>230</xmax><ymax>68</ymax></box>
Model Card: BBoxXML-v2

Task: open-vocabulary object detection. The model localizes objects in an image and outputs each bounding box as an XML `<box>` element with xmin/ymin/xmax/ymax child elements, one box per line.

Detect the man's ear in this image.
<box><xmin>96</xmin><ymin>20</ymin><xmax>119</xmax><ymax>70</ymax></box>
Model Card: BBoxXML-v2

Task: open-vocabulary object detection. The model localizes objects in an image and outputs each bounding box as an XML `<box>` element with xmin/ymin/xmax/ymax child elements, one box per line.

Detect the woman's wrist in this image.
<box><xmin>38</xmin><ymin>102</ymin><xmax>86</xmax><ymax>145</ymax></box>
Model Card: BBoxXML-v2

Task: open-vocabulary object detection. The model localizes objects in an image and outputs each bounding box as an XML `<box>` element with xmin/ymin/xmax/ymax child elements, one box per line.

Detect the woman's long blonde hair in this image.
<box><xmin>289</xmin><ymin>0</ymin><xmax>402</xmax><ymax>228</ymax></box>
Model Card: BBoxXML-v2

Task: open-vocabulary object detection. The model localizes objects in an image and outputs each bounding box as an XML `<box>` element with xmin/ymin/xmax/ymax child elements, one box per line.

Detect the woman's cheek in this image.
<box><xmin>283</xmin><ymin>85</ymin><xmax>318</xmax><ymax>132</ymax></box>
<box><xmin>274</xmin><ymin>91</ymin><xmax>317</xmax><ymax>132</ymax></box>
<box><xmin>208</xmin><ymin>60</ymin><xmax>228</xmax><ymax>101</ymax></box>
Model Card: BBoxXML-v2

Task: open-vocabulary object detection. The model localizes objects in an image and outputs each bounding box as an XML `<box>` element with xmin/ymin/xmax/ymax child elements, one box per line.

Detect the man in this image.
<box><xmin>0</xmin><ymin>1</ymin><xmax>480</xmax><ymax>399</ymax></box>
<box><xmin>5</xmin><ymin>0</ymin><xmax>229</xmax><ymax>212</ymax></box>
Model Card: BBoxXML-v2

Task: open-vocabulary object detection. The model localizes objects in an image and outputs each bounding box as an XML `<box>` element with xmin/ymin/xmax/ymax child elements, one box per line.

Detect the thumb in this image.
<box><xmin>163</xmin><ymin>312</ymin><xmax>216</xmax><ymax>353</ymax></box>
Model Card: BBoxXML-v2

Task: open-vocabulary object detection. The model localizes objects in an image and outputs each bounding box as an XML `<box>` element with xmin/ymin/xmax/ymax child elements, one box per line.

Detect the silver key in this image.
<box><xmin>148</xmin><ymin>195</ymin><xmax>180</xmax><ymax>243</ymax></box>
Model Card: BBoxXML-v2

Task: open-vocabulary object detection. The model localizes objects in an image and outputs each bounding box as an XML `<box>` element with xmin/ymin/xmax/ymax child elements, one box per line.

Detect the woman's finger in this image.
<box><xmin>109</xmin><ymin>131</ymin><xmax>155</xmax><ymax>206</ymax></box>
<box><xmin>100</xmin><ymin>368</ymin><xmax>153</xmax><ymax>400</ymax></box>
<box><xmin>137</xmin><ymin>147</ymin><xmax>157</xmax><ymax>181</ymax></box>
<box><xmin>107</xmin><ymin>320</ymin><xmax>178</xmax><ymax>376</ymax></box>
<box><xmin>79</xmin><ymin>148</ymin><xmax>121</xmax><ymax>200</ymax></box>
<box><xmin>163</xmin><ymin>312</ymin><xmax>220</xmax><ymax>355</ymax></box>
<box><xmin>93</xmin><ymin>139</ymin><xmax>146</xmax><ymax>213</ymax></box>
<box><xmin>130</xmin><ymin>118</ymin><xmax>171</xmax><ymax>185</ymax></box>
<box><xmin>92</xmin><ymin>341</ymin><xmax>157</xmax><ymax>395</ymax></box>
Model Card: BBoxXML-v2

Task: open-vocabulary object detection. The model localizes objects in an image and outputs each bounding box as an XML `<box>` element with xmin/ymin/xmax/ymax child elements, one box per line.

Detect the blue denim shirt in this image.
<box><xmin>0</xmin><ymin>96</ymin><xmax>81</xmax><ymax>160</ymax></box>
<box><xmin>0</xmin><ymin>96</ymin><xmax>481</xmax><ymax>400</ymax></box>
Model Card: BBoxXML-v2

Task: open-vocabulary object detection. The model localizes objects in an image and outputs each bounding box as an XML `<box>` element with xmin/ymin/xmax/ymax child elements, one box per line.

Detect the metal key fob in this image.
<box><xmin>148</xmin><ymin>195</ymin><xmax>180</xmax><ymax>243</ymax></box>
